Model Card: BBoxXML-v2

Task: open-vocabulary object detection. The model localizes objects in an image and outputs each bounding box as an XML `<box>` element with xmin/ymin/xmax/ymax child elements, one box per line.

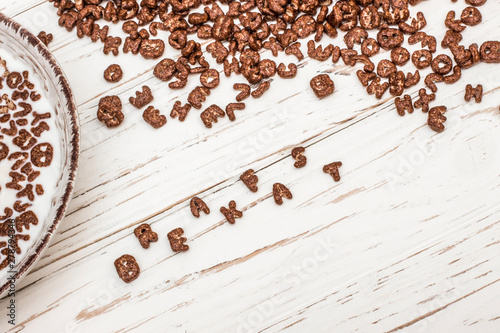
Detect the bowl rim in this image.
<box><xmin>0</xmin><ymin>13</ymin><xmax>80</xmax><ymax>295</ymax></box>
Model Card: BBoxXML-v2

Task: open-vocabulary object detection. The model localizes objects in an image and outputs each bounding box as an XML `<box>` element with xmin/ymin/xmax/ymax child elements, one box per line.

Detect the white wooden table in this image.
<box><xmin>1</xmin><ymin>1</ymin><xmax>500</xmax><ymax>332</ymax></box>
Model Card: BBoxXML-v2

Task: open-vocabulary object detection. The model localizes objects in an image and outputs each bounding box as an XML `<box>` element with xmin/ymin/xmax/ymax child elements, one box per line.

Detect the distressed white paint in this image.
<box><xmin>1</xmin><ymin>1</ymin><xmax>500</xmax><ymax>332</ymax></box>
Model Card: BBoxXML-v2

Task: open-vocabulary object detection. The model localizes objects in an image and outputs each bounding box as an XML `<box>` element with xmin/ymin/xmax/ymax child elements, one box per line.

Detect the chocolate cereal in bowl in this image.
<box><xmin>0</xmin><ymin>13</ymin><xmax>79</xmax><ymax>296</ymax></box>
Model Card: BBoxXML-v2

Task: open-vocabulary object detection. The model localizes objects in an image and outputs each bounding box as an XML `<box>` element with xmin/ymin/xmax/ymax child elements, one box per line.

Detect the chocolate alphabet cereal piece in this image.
<box><xmin>97</xmin><ymin>95</ymin><xmax>124</xmax><ymax>128</ymax></box>
<box><xmin>167</xmin><ymin>228</ymin><xmax>189</xmax><ymax>252</ymax></box>
<box><xmin>103</xmin><ymin>36</ymin><xmax>122</xmax><ymax>56</ymax></box>
<box><xmin>143</xmin><ymin>106</ymin><xmax>167</xmax><ymax>129</ymax></box>
<box><xmin>37</xmin><ymin>31</ymin><xmax>53</xmax><ymax>46</ymax></box>
<box><xmin>233</xmin><ymin>83</ymin><xmax>251</xmax><ymax>102</ymax></box>
<box><xmin>129</xmin><ymin>86</ymin><xmax>154</xmax><ymax>109</ymax></box>
<box><xmin>15</xmin><ymin>210</ymin><xmax>38</xmax><ymax>232</ymax></box>
<box><xmin>225</xmin><ymin>103</ymin><xmax>245</xmax><ymax>121</ymax></box>
<box><xmin>273</xmin><ymin>183</ymin><xmax>293</xmax><ymax>205</ymax></box>
<box><xmin>240</xmin><ymin>169</ymin><xmax>259</xmax><ymax>193</ymax></box>
<box><xmin>220</xmin><ymin>200</ymin><xmax>243</xmax><ymax>224</ymax></box>
<box><xmin>188</xmin><ymin>86</ymin><xmax>211</xmax><ymax>109</ymax></box>
<box><xmin>134</xmin><ymin>223</ymin><xmax>158</xmax><ymax>249</ymax></box>
<box><xmin>414</xmin><ymin>88</ymin><xmax>436</xmax><ymax>113</ymax></box>
<box><xmin>139</xmin><ymin>39</ymin><xmax>165</xmax><ymax>59</ymax></box>
<box><xmin>395</xmin><ymin>95</ymin><xmax>414</xmax><ymax>116</ymax></box>
<box><xmin>0</xmin><ymin>142</ymin><xmax>8</xmax><ymax>161</ymax></box>
<box><xmin>428</xmin><ymin>106</ymin><xmax>447</xmax><ymax>133</ymax></box>
<box><xmin>190</xmin><ymin>197</ymin><xmax>210</xmax><ymax>218</ymax></box>
<box><xmin>464</xmin><ymin>84</ymin><xmax>483</xmax><ymax>103</ymax></box>
<box><xmin>13</xmin><ymin>129</ymin><xmax>37</xmax><ymax>150</ymax></box>
<box><xmin>103</xmin><ymin>64</ymin><xmax>123</xmax><ymax>83</ymax></box>
<box><xmin>323</xmin><ymin>162</ymin><xmax>342</xmax><ymax>182</ymax></box>
<box><xmin>31</xmin><ymin>143</ymin><xmax>54</xmax><ymax>168</ymax></box>
<box><xmin>251</xmin><ymin>81</ymin><xmax>271</xmax><ymax>98</ymax></box>
<box><xmin>170</xmin><ymin>101</ymin><xmax>191</xmax><ymax>122</ymax></box>
<box><xmin>292</xmin><ymin>147</ymin><xmax>307</xmax><ymax>168</ymax></box>
<box><xmin>114</xmin><ymin>254</ymin><xmax>140</xmax><ymax>283</ymax></box>
<box><xmin>200</xmin><ymin>105</ymin><xmax>225</xmax><ymax>128</ymax></box>
<box><xmin>311</xmin><ymin>74</ymin><xmax>335</xmax><ymax>99</ymax></box>
<box><xmin>277</xmin><ymin>63</ymin><xmax>297</xmax><ymax>79</ymax></box>
<box><xmin>200</xmin><ymin>69</ymin><xmax>220</xmax><ymax>89</ymax></box>
<box><xmin>154</xmin><ymin>58</ymin><xmax>176</xmax><ymax>81</ymax></box>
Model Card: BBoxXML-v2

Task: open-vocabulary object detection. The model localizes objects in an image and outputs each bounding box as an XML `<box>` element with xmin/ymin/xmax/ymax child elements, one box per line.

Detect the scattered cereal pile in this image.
<box><xmin>47</xmin><ymin>0</ymin><xmax>498</xmax><ymax>133</ymax></box>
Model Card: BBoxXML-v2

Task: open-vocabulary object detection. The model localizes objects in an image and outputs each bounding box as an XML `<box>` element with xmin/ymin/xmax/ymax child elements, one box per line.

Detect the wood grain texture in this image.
<box><xmin>1</xmin><ymin>1</ymin><xmax>500</xmax><ymax>332</ymax></box>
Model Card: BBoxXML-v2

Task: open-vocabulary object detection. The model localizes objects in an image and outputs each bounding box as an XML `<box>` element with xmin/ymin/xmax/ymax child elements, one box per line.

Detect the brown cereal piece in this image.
<box><xmin>285</xmin><ymin>42</ymin><xmax>304</xmax><ymax>61</ymax></box>
<box><xmin>200</xmin><ymin>105</ymin><xmax>225</xmax><ymax>128</ymax></box>
<box><xmin>97</xmin><ymin>95</ymin><xmax>124</xmax><ymax>128</ymax></box>
<box><xmin>340</xmin><ymin>48</ymin><xmax>358</xmax><ymax>66</ymax></box>
<box><xmin>461</xmin><ymin>7</ymin><xmax>482</xmax><ymax>26</ymax></box>
<box><xmin>134</xmin><ymin>223</ymin><xmax>158</xmax><ymax>249</ymax></box>
<box><xmin>207</xmin><ymin>41</ymin><xmax>229</xmax><ymax>64</ymax></box>
<box><xmin>123</xmin><ymin>37</ymin><xmax>141</xmax><ymax>55</ymax></box>
<box><xmin>12</xmin><ymin>90</ymin><xmax>29</xmax><ymax>101</ymax></box>
<box><xmin>190</xmin><ymin>197</ymin><xmax>210</xmax><ymax>218</ymax></box>
<box><xmin>391</xmin><ymin>47</ymin><xmax>410</xmax><ymax>66</ymax></box>
<box><xmin>14</xmin><ymin>102</ymin><xmax>32</xmax><ymax>118</ymax></box>
<box><xmin>37</xmin><ymin>31</ymin><xmax>53</xmax><ymax>46</ymax></box>
<box><xmin>6</xmin><ymin>171</ymin><xmax>25</xmax><ymax>190</ymax></box>
<box><xmin>399</xmin><ymin>11</ymin><xmax>426</xmax><ymax>34</ymax></box>
<box><xmin>259</xmin><ymin>60</ymin><xmax>276</xmax><ymax>78</ymax></box>
<box><xmin>0</xmin><ymin>208</ymin><xmax>13</xmax><ymax>222</ymax></box>
<box><xmin>153</xmin><ymin>59</ymin><xmax>176</xmax><ymax>82</ymax></box>
<box><xmin>251</xmin><ymin>81</ymin><xmax>271</xmax><ymax>98</ymax></box>
<box><xmin>414</xmin><ymin>88</ymin><xmax>436</xmax><ymax>113</ymax></box>
<box><xmin>464</xmin><ymin>84</ymin><xmax>483</xmax><ymax>103</ymax></box>
<box><xmin>31</xmin><ymin>143</ymin><xmax>53</xmax><ymax>168</ymax></box>
<box><xmin>405</xmin><ymin>70</ymin><xmax>421</xmax><ymax>88</ymax></box>
<box><xmin>90</xmin><ymin>24</ymin><xmax>109</xmax><ymax>43</ymax></box>
<box><xmin>359</xmin><ymin>6</ymin><xmax>381</xmax><ymax>30</ymax></box>
<box><xmin>409</xmin><ymin>32</ymin><xmax>437</xmax><ymax>53</ymax></box>
<box><xmin>170</xmin><ymin>101</ymin><xmax>191</xmax><ymax>122</ymax></box>
<box><xmin>356</xmin><ymin>70</ymin><xmax>377</xmax><ymax>87</ymax></box>
<box><xmin>31</xmin><ymin>121</ymin><xmax>50</xmax><ymax>137</ymax></box>
<box><xmin>377</xmin><ymin>28</ymin><xmax>404</xmax><ymax>50</ymax></box>
<box><xmin>412</xmin><ymin>49</ymin><xmax>433</xmax><ymax>69</ymax></box>
<box><xmin>323</xmin><ymin>162</ymin><xmax>342</xmax><ymax>182</ymax></box>
<box><xmin>480</xmin><ymin>41</ymin><xmax>500</xmax><ymax>63</ymax></box>
<box><xmin>361</xmin><ymin>38</ymin><xmax>380</xmax><ymax>57</ymax></box>
<box><xmin>18</xmin><ymin>71</ymin><xmax>34</xmax><ymax>91</ymax></box>
<box><xmin>114</xmin><ymin>254</ymin><xmax>140</xmax><ymax>283</ymax></box>
<box><xmin>425</xmin><ymin>73</ymin><xmax>444</xmax><ymax>93</ymax></box>
<box><xmin>273</xmin><ymin>183</ymin><xmax>292</xmax><ymax>205</ymax></box>
<box><xmin>388</xmin><ymin>71</ymin><xmax>405</xmax><ymax>96</ymax></box>
<box><xmin>30</xmin><ymin>91</ymin><xmax>41</xmax><ymax>102</ymax></box>
<box><xmin>21</xmin><ymin>162</ymin><xmax>40</xmax><ymax>182</ymax></box>
<box><xmin>199</xmin><ymin>69</ymin><xmax>220</xmax><ymax>89</ymax></box>
<box><xmin>35</xmin><ymin>184</ymin><xmax>44</xmax><ymax>196</ymax></box>
<box><xmin>352</xmin><ymin>55</ymin><xmax>375</xmax><ymax>72</ymax></box>
<box><xmin>444</xmin><ymin>66</ymin><xmax>462</xmax><ymax>84</ymax></box>
<box><xmin>103</xmin><ymin>36</ymin><xmax>122</xmax><ymax>56</ymax></box>
<box><xmin>6</xmin><ymin>72</ymin><xmax>23</xmax><ymax>89</ymax></box>
<box><xmin>277</xmin><ymin>63</ymin><xmax>297</xmax><ymax>79</ymax></box>
<box><xmin>307</xmin><ymin>41</ymin><xmax>334</xmax><ymax>62</ymax></box>
<box><xmin>428</xmin><ymin>106</ymin><xmax>447</xmax><ymax>133</ymax></box>
<box><xmin>225</xmin><ymin>103</ymin><xmax>245</xmax><ymax>121</ymax></box>
<box><xmin>441</xmin><ymin>30</ymin><xmax>463</xmax><ymax>49</ymax></box>
<box><xmin>212</xmin><ymin>15</ymin><xmax>234</xmax><ymax>41</ymax></box>
<box><xmin>13</xmin><ymin>201</ymin><xmax>31</xmax><ymax>213</ymax></box>
<box><xmin>139</xmin><ymin>39</ymin><xmax>165</xmax><ymax>59</ymax></box>
<box><xmin>445</xmin><ymin>11</ymin><xmax>466</xmax><ymax>33</ymax></box>
<box><xmin>188</xmin><ymin>86</ymin><xmax>211</xmax><ymax>109</ymax></box>
<box><xmin>32</xmin><ymin>111</ymin><xmax>51</xmax><ymax>126</ymax></box>
<box><xmin>1</xmin><ymin>120</ymin><xmax>17</xmax><ymax>137</ymax></box>
<box><xmin>167</xmin><ymin>227</ymin><xmax>189</xmax><ymax>252</ymax></box>
<box><xmin>223</xmin><ymin>58</ymin><xmax>240</xmax><ymax>77</ymax></box>
<box><xmin>377</xmin><ymin>60</ymin><xmax>397</xmax><ymax>78</ymax></box>
<box><xmin>240</xmin><ymin>169</ymin><xmax>259</xmax><ymax>192</ymax></box>
<box><xmin>263</xmin><ymin>37</ymin><xmax>285</xmax><ymax>57</ymax></box>
<box><xmin>8</xmin><ymin>152</ymin><xmax>28</xmax><ymax>170</ymax></box>
<box><xmin>103</xmin><ymin>64</ymin><xmax>123</xmax><ymax>83</ymax></box>
<box><xmin>431</xmin><ymin>55</ymin><xmax>453</xmax><ymax>75</ymax></box>
<box><xmin>13</xmin><ymin>129</ymin><xmax>37</xmax><ymax>151</ymax></box>
<box><xmin>143</xmin><ymin>106</ymin><xmax>167</xmax><ymax>129</ymax></box>
<box><xmin>0</xmin><ymin>142</ymin><xmax>8</xmax><ymax>161</ymax></box>
<box><xmin>129</xmin><ymin>86</ymin><xmax>154</xmax><ymax>109</ymax></box>
<box><xmin>233</xmin><ymin>83</ymin><xmax>251</xmax><ymax>102</ymax></box>
<box><xmin>395</xmin><ymin>95</ymin><xmax>414</xmax><ymax>116</ymax></box>
<box><xmin>292</xmin><ymin>147</ymin><xmax>307</xmax><ymax>168</ymax></box>
<box><xmin>310</xmin><ymin>74</ymin><xmax>335</xmax><ymax>99</ymax></box>
<box><xmin>343</xmin><ymin>27</ymin><xmax>368</xmax><ymax>49</ymax></box>
<box><xmin>366</xmin><ymin>78</ymin><xmax>389</xmax><ymax>99</ymax></box>
<box><xmin>291</xmin><ymin>15</ymin><xmax>316</xmax><ymax>38</ymax></box>
<box><xmin>331</xmin><ymin>46</ymin><xmax>341</xmax><ymax>63</ymax></box>
<box><xmin>15</xmin><ymin>210</ymin><xmax>38</xmax><ymax>232</ymax></box>
<box><xmin>220</xmin><ymin>201</ymin><xmax>243</xmax><ymax>224</ymax></box>
<box><xmin>17</xmin><ymin>184</ymin><xmax>35</xmax><ymax>201</ymax></box>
